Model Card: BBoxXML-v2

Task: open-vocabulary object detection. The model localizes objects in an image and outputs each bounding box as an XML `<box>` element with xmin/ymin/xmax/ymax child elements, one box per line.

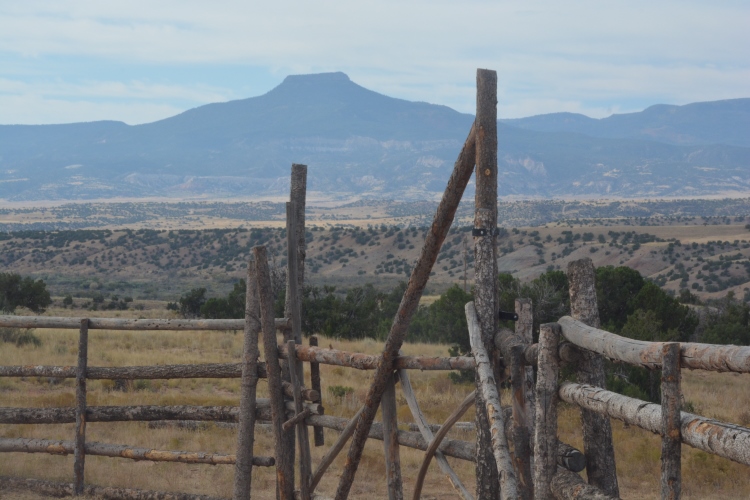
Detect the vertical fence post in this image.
<box><xmin>381</xmin><ymin>372</ymin><xmax>403</xmax><ymax>500</ymax></box>
<box><xmin>473</xmin><ymin>67</ymin><xmax>500</xmax><ymax>499</ymax></box>
<box><xmin>534</xmin><ymin>323</ymin><xmax>561</xmax><ymax>500</ymax></box>
<box><xmin>288</xmin><ymin>340</ymin><xmax>312</xmax><ymax>500</ymax></box>
<box><xmin>234</xmin><ymin>262</ymin><xmax>262</xmax><ymax>500</ymax></box>
<box><xmin>661</xmin><ymin>342</ymin><xmax>681</xmax><ymax>500</ymax></box>
<box><xmin>515</xmin><ymin>298</ymin><xmax>536</xmax><ymax>436</ymax></box>
<box><xmin>255</xmin><ymin>246</ymin><xmax>295</xmax><ymax>500</ymax></box>
<box><xmin>567</xmin><ymin>258</ymin><xmax>619</xmax><ymax>496</ymax></box>
<box><xmin>73</xmin><ymin>318</ymin><xmax>89</xmax><ymax>496</ymax></box>
<box><xmin>309</xmin><ymin>335</ymin><xmax>325</xmax><ymax>447</ymax></box>
<box><xmin>510</xmin><ymin>345</ymin><xmax>532</xmax><ymax>500</ymax></box>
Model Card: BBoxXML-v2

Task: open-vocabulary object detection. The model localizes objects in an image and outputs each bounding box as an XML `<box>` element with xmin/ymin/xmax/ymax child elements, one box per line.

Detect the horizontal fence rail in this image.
<box><xmin>558</xmin><ymin>315</ymin><xmax>750</xmax><ymax>373</ymax></box>
<box><xmin>0</xmin><ymin>315</ymin><xmax>291</xmax><ymax>331</ymax></box>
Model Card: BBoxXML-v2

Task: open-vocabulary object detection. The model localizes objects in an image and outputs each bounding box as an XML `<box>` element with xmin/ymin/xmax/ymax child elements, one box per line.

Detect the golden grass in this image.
<box><xmin>1</xmin><ymin>317</ymin><xmax>749</xmax><ymax>498</ymax></box>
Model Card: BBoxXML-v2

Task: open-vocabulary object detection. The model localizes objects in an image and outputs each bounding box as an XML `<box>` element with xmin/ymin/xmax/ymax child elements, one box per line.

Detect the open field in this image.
<box><xmin>1</xmin><ymin>307</ymin><xmax>750</xmax><ymax>499</ymax></box>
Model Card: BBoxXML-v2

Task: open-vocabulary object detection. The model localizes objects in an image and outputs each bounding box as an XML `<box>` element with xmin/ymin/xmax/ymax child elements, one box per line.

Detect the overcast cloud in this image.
<box><xmin>0</xmin><ymin>0</ymin><xmax>748</xmax><ymax>124</ymax></box>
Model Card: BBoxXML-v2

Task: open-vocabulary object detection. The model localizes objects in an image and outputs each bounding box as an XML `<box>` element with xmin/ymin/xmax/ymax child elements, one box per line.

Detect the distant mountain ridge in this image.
<box><xmin>0</xmin><ymin>72</ymin><xmax>748</xmax><ymax>201</ymax></box>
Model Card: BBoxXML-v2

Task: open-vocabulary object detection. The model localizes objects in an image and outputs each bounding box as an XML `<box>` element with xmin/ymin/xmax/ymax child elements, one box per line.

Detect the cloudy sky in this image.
<box><xmin>1</xmin><ymin>1</ymin><xmax>748</xmax><ymax>125</ymax></box>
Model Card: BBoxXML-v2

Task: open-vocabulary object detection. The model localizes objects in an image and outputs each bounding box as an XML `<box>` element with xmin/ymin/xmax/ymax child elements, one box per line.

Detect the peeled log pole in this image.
<box><xmin>0</xmin><ymin>437</ymin><xmax>274</xmax><ymax>466</ymax></box>
<box><xmin>381</xmin><ymin>373</ymin><xmax>403</xmax><ymax>500</ymax></box>
<box><xmin>661</xmin><ymin>343</ymin><xmax>681</xmax><ymax>500</ymax></box>
<box><xmin>234</xmin><ymin>263</ymin><xmax>261</xmax><ymax>500</ymax></box>
<box><xmin>281</xmin><ymin>345</ymin><xmax>475</xmax><ymax>371</ymax></box>
<box><xmin>255</xmin><ymin>245</ymin><xmax>294</xmax><ymax>500</ymax></box>
<box><xmin>559</xmin><ymin>382</ymin><xmax>750</xmax><ymax>466</ymax></box>
<box><xmin>567</xmin><ymin>258</ymin><xmax>619</xmax><ymax>496</ymax></box>
<box><xmin>558</xmin><ymin>315</ymin><xmax>750</xmax><ymax>373</ymax></box>
<box><xmin>466</xmin><ymin>301</ymin><xmax>519</xmax><ymax>499</ymax></box>
<box><xmin>510</xmin><ymin>345</ymin><xmax>532</xmax><ymax>500</ymax></box>
<box><xmin>0</xmin><ymin>315</ymin><xmax>290</xmax><ymax>331</ymax></box>
<box><xmin>288</xmin><ymin>340</ymin><xmax>312</xmax><ymax>500</ymax></box>
<box><xmin>332</xmin><ymin>121</ymin><xmax>477</xmax><ymax>500</ymax></box>
<box><xmin>0</xmin><ymin>476</ymin><xmax>225</xmax><ymax>500</ymax></box>
<box><xmin>309</xmin><ymin>336</ymin><xmax>325</xmax><ymax>447</ymax></box>
<box><xmin>74</xmin><ymin>318</ymin><xmax>88</xmax><ymax>495</ymax></box>
<box><xmin>550</xmin><ymin>468</ymin><xmax>620</xmax><ymax>500</ymax></box>
<box><xmin>534</xmin><ymin>323</ymin><xmax>561</xmax><ymax>500</ymax></box>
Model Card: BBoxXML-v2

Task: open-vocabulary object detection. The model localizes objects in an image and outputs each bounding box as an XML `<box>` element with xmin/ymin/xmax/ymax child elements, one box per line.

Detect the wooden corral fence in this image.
<box><xmin>2</xmin><ymin>68</ymin><xmax>750</xmax><ymax>500</ymax></box>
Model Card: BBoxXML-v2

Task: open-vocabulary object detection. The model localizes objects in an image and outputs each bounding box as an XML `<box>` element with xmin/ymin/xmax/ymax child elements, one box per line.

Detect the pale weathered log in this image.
<box><xmin>550</xmin><ymin>468</ymin><xmax>620</xmax><ymax>500</ymax></box>
<box><xmin>406</xmin><ymin>422</ymin><xmax>476</xmax><ymax>433</ymax></box>
<box><xmin>234</xmin><ymin>263</ymin><xmax>261</xmax><ymax>500</ymax></box>
<box><xmin>310</xmin><ymin>406</ymin><xmax>365</xmax><ymax>493</ymax></box>
<box><xmin>559</xmin><ymin>315</ymin><xmax>750</xmax><ymax>374</ymax></box>
<box><xmin>412</xmin><ymin>390</ymin><xmax>476</xmax><ymax>500</ymax></box>
<box><xmin>559</xmin><ymin>382</ymin><xmax>750</xmax><ymax>466</ymax></box>
<box><xmin>0</xmin><ymin>437</ymin><xmax>274</xmax><ymax>466</ymax></box>
<box><xmin>516</xmin><ymin>298</ymin><xmax>536</xmax><ymax>451</ymax></box>
<box><xmin>381</xmin><ymin>372</ymin><xmax>403</xmax><ymax>500</ymax></box>
<box><xmin>466</xmin><ymin>301</ymin><xmax>519</xmax><ymax>499</ymax></box>
<box><xmin>309</xmin><ymin>336</ymin><xmax>325</xmax><ymax>447</ymax></box>
<box><xmin>74</xmin><ymin>318</ymin><xmax>89</xmax><ymax>495</ymax></box>
<box><xmin>332</xmin><ymin>121</ymin><xmax>477</xmax><ymax>500</ymax></box>
<box><xmin>473</xmin><ymin>67</ymin><xmax>500</xmax><ymax>500</ymax></box>
<box><xmin>661</xmin><ymin>342</ymin><xmax>681</xmax><ymax>500</ymax></box>
<box><xmin>398</xmin><ymin>368</ymin><xmax>474</xmax><ymax>500</ymax></box>
<box><xmin>0</xmin><ymin>402</ymin><xmax>321</xmax><ymax>425</ymax></box>
<box><xmin>288</xmin><ymin>340</ymin><xmax>312</xmax><ymax>500</ymax></box>
<box><xmin>255</xmin><ymin>245</ymin><xmax>294</xmax><ymax>500</ymax></box>
<box><xmin>0</xmin><ymin>315</ymin><xmax>290</xmax><ymax>331</ymax></box>
<box><xmin>534</xmin><ymin>323</ymin><xmax>561</xmax><ymax>500</ymax></box>
<box><xmin>567</xmin><ymin>258</ymin><xmax>619</xmax><ymax>497</ymax></box>
<box><xmin>511</xmin><ymin>344</ymin><xmax>532</xmax><ymax>500</ymax></box>
<box><xmin>0</xmin><ymin>476</ymin><xmax>225</xmax><ymax>500</ymax></box>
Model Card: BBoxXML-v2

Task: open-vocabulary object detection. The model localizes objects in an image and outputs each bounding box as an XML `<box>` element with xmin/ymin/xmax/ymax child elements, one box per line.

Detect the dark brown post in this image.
<box><xmin>309</xmin><ymin>335</ymin><xmax>324</xmax><ymax>446</ymax></box>
<box><xmin>534</xmin><ymin>323</ymin><xmax>561</xmax><ymax>500</ymax></box>
<box><xmin>381</xmin><ymin>372</ymin><xmax>403</xmax><ymax>500</ymax></box>
<box><xmin>511</xmin><ymin>345</ymin><xmax>532</xmax><ymax>499</ymax></box>
<box><xmin>332</xmin><ymin>122</ymin><xmax>477</xmax><ymax>500</ymax></box>
<box><xmin>254</xmin><ymin>246</ymin><xmax>294</xmax><ymax>500</ymax></box>
<box><xmin>234</xmin><ymin>263</ymin><xmax>262</xmax><ymax>500</ymax></box>
<box><xmin>567</xmin><ymin>258</ymin><xmax>619</xmax><ymax>496</ymax></box>
<box><xmin>285</xmin><ymin>163</ymin><xmax>307</xmax><ymax>321</ymax></box>
<box><xmin>661</xmin><ymin>342</ymin><xmax>681</xmax><ymax>500</ymax></box>
<box><xmin>288</xmin><ymin>340</ymin><xmax>312</xmax><ymax>500</ymax></box>
<box><xmin>73</xmin><ymin>318</ymin><xmax>89</xmax><ymax>496</ymax></box>
<box><xmin>473</xmin><ymin>67</ymin><xmax>500</xmax><ymax>499</ymax></box>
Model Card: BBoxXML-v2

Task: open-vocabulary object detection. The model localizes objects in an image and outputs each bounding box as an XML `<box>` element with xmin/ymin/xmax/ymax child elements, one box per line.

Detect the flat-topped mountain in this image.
<box><xmin>0</xmin><ymin>73</ymin><xmax>747</xmax><ymax>201</ymax></box>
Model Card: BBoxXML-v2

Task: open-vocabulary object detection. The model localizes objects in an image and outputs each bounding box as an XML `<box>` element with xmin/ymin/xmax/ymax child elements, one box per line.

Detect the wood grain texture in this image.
<box><xmin>661</xmin><ymin>343</ymin><xmax>681</xmax><ymax>500</ymax></box>
<box><xmin>74</xmin><ymin>318</ymin><xmax>89</xmax><ymax>495</ymax></box>
<box><xmin>381</xmin><ymin>373</ymin><xmax>403</xmax><ymax>500</ymax></box>
<box><xmin>534</xmin><ymin>323</ymin><xmax>561</xmax><ymax>500</ymax></box>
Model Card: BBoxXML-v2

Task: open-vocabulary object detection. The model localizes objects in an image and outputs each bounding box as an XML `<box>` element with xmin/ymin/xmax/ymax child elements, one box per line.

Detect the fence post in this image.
<box><xmin>567</xmin><ymin>258</ymin><xmax>619</xmax><ymax>496</ymax></box>
<box><xmin>473</xmin><ymin>67</ymin><xmax>500</xmax><ymax>499</ymax></box>
<box><xmin>515</xmin><ymin>298</ymin><xmax>535</xmax><ymax>435</ymax></box>
<box><xmin>534</xmin><ymin>323</ymin><xmax>561</xmax><ymax>500</ymax></box>
<box><xmin>661</xmin><ymin>342</ymin><xmax>681</xmax><ymax>500</ymax></box>
<box><xmin>510</xmin><ymin>345</ymin><xmax>532</xmax><ymax>499</ymax></box>
<box><xmin>381</xmin><ymin>372</ymin><xmax>403</xmax><ymax>500</ymax></box>
<box><xmin>73</xmin><ymin>318</ymin><xmax>89</xmax><ymax>496</ymax></box>
<box><xmin>287</xmin><ymin>340</ymin><xmax>312</xmax><ymax>500</ymax></box>
<box><xmin>254</xmin><ymin>246</ymin><xmax>295</xmax><ymax>500</ymax></box>
<box><xmin>233</xmin><ymin>262</ymin><xmax>261</xmax><ymax>500</ymax></box>
<box><xmin>309</xmin><ymin>336</ymin><xmax>325</xmax><ymax>446</ymax></box>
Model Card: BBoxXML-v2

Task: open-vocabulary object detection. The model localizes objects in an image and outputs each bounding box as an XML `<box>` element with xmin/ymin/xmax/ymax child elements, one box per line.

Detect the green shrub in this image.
<box><xmin>0</xmin><ymin>327</ymin><xmax>41</xmax><ymax>347</ymax></box>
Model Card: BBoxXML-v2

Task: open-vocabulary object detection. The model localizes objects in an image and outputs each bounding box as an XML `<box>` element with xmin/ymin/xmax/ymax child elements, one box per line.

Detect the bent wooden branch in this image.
<box><xmin>559</xmin><ymin>382</ymin><xmax>750</xmax><ymax>466</ymax></box>
<box><xmin>466</xmin><ymin>301</ymin><xmax>519</xmax><ymax>499</ymax></box>
<box><xmin>558</xmin><ymin>316</ymin><xmax>750</xmax><ymax>373</ymax></box>
<box><xmin>333</xmin><ymin>122</ymin><xmax>477</xmax><ymax>500</ymax></box>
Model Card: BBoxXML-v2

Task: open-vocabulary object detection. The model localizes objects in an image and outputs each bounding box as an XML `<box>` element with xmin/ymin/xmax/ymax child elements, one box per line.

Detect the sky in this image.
<box><xmin>1</xmin><ymin>1</ymin><xmax>748</xmax><ymax>125</ymax></box>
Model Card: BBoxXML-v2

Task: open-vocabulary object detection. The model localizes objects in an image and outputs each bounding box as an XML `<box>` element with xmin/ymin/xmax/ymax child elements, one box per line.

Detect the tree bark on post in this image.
<box><xmin>73</xmin><ymin>318</ymin><xmax>89</xmax><ymax>496</ymax></box>
<box><xmin>510</xmin><ymin>345</ymin><xmax>532</xmax><ymax>499</ymax></box>
<box><xmin>473</xmin><ymin>67</ymin><xmax>500</xmax><ymax>500</ymax></box>
<box><xmin>534</xmin><ymin>323</ymin><xmax>561</xmax><ymax>500</ymax></box>
<box><xmin>332</xmin><ymin>123</ymin><xmax>477</xmax><ymax>500</ymax></box>
<box><xmin>515</xmin><ymin>298</ymin><xmax>536</xmax><ymax>436</ymax></box>
<box><xmin>381</xmin><ymin>372</ymin><xmax>403</xmax><ymax>500</ymax></box>
<box><xmin>567</xmin><ymin>258</ymin><xmax>619</xmax><ymax>496</ymax></box>
<box><xmin>309</xmin><ymin>336</ymin><xmax>324</xmax><ymax>446</ymax></box>
<box><xmin>661</xmin><ymin>342</ymin><xmax>681</xmax><ymax>500</ymax></box>
<box><xmin>234</xmin><ymin>264</ymin><xmax>261</xmax><ymax>500</ymax></box>
<box><xmin>254</xmin><ymin>246</ymin><xmax>294</xmax><ymax>500</ymax></box>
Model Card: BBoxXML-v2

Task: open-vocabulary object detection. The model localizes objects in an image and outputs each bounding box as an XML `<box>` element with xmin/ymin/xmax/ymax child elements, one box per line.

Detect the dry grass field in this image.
<box><xmin>1</xmin><ymin>307</ymin><xmax>749</xmax><ymax>499</ymax></box>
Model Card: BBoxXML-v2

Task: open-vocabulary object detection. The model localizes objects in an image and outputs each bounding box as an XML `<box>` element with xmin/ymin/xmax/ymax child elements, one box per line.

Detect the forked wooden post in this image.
<box><xmin>473</xmin><ymin>67</ymin><xmax>500</xmax><ymax>499</ymax></box>
<box><xmin>534</xmin><ymin>323</ymin><xmax>561</xmax><ymax>500</ymax></box>
<box><xmin>254</xmin><ymin>246</ymin><xmax>294</xmax><ymax>500</ymax></box>
<box><xmin>309</xmin><ymin>336</ymin><xmax>325</xmax><ymax>446</ymax></box>
<box><xmin>381</xmin><ymin>372</ymin><xmax>403</xmax><ymax>500</ymax></box>
<box><xmin>73</xmin><ymin>318</ymin><xmax>89</xmax><ymax>496</ymax></box>
<box><xmin>510</xmin><ymin>345</ymin><xmax>532</xmax><ymax>499</ymax></box>
<box><xmin>567</xmin><ymin>258</ymin><xmax>619</xmax><ymax>496</ymax></box>
<box><xmin>661</xmin><ymin>342</ymin><xmax>681</xmax><ymax>500</ymax></box>
<box><xmin>287</xmin><ymin>340</ymin><xmax>312</xmax><ymax>500</ymax></box>
<box><xmin>233</xmin><ymin>263</ymin><xmax>261</xmax><ymax>500</ymax></box>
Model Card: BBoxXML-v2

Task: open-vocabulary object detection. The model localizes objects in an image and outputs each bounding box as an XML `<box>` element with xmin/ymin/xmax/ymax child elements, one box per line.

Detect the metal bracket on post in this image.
<box><xmin>499</xmin><ymin>311</ymin><xmax>519</xmax><ymax>322</ymax></box>
<box><xmin>472</xmin><ymin>227</ymin><xmax>501</xmax><ymax>237</ymax></box>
